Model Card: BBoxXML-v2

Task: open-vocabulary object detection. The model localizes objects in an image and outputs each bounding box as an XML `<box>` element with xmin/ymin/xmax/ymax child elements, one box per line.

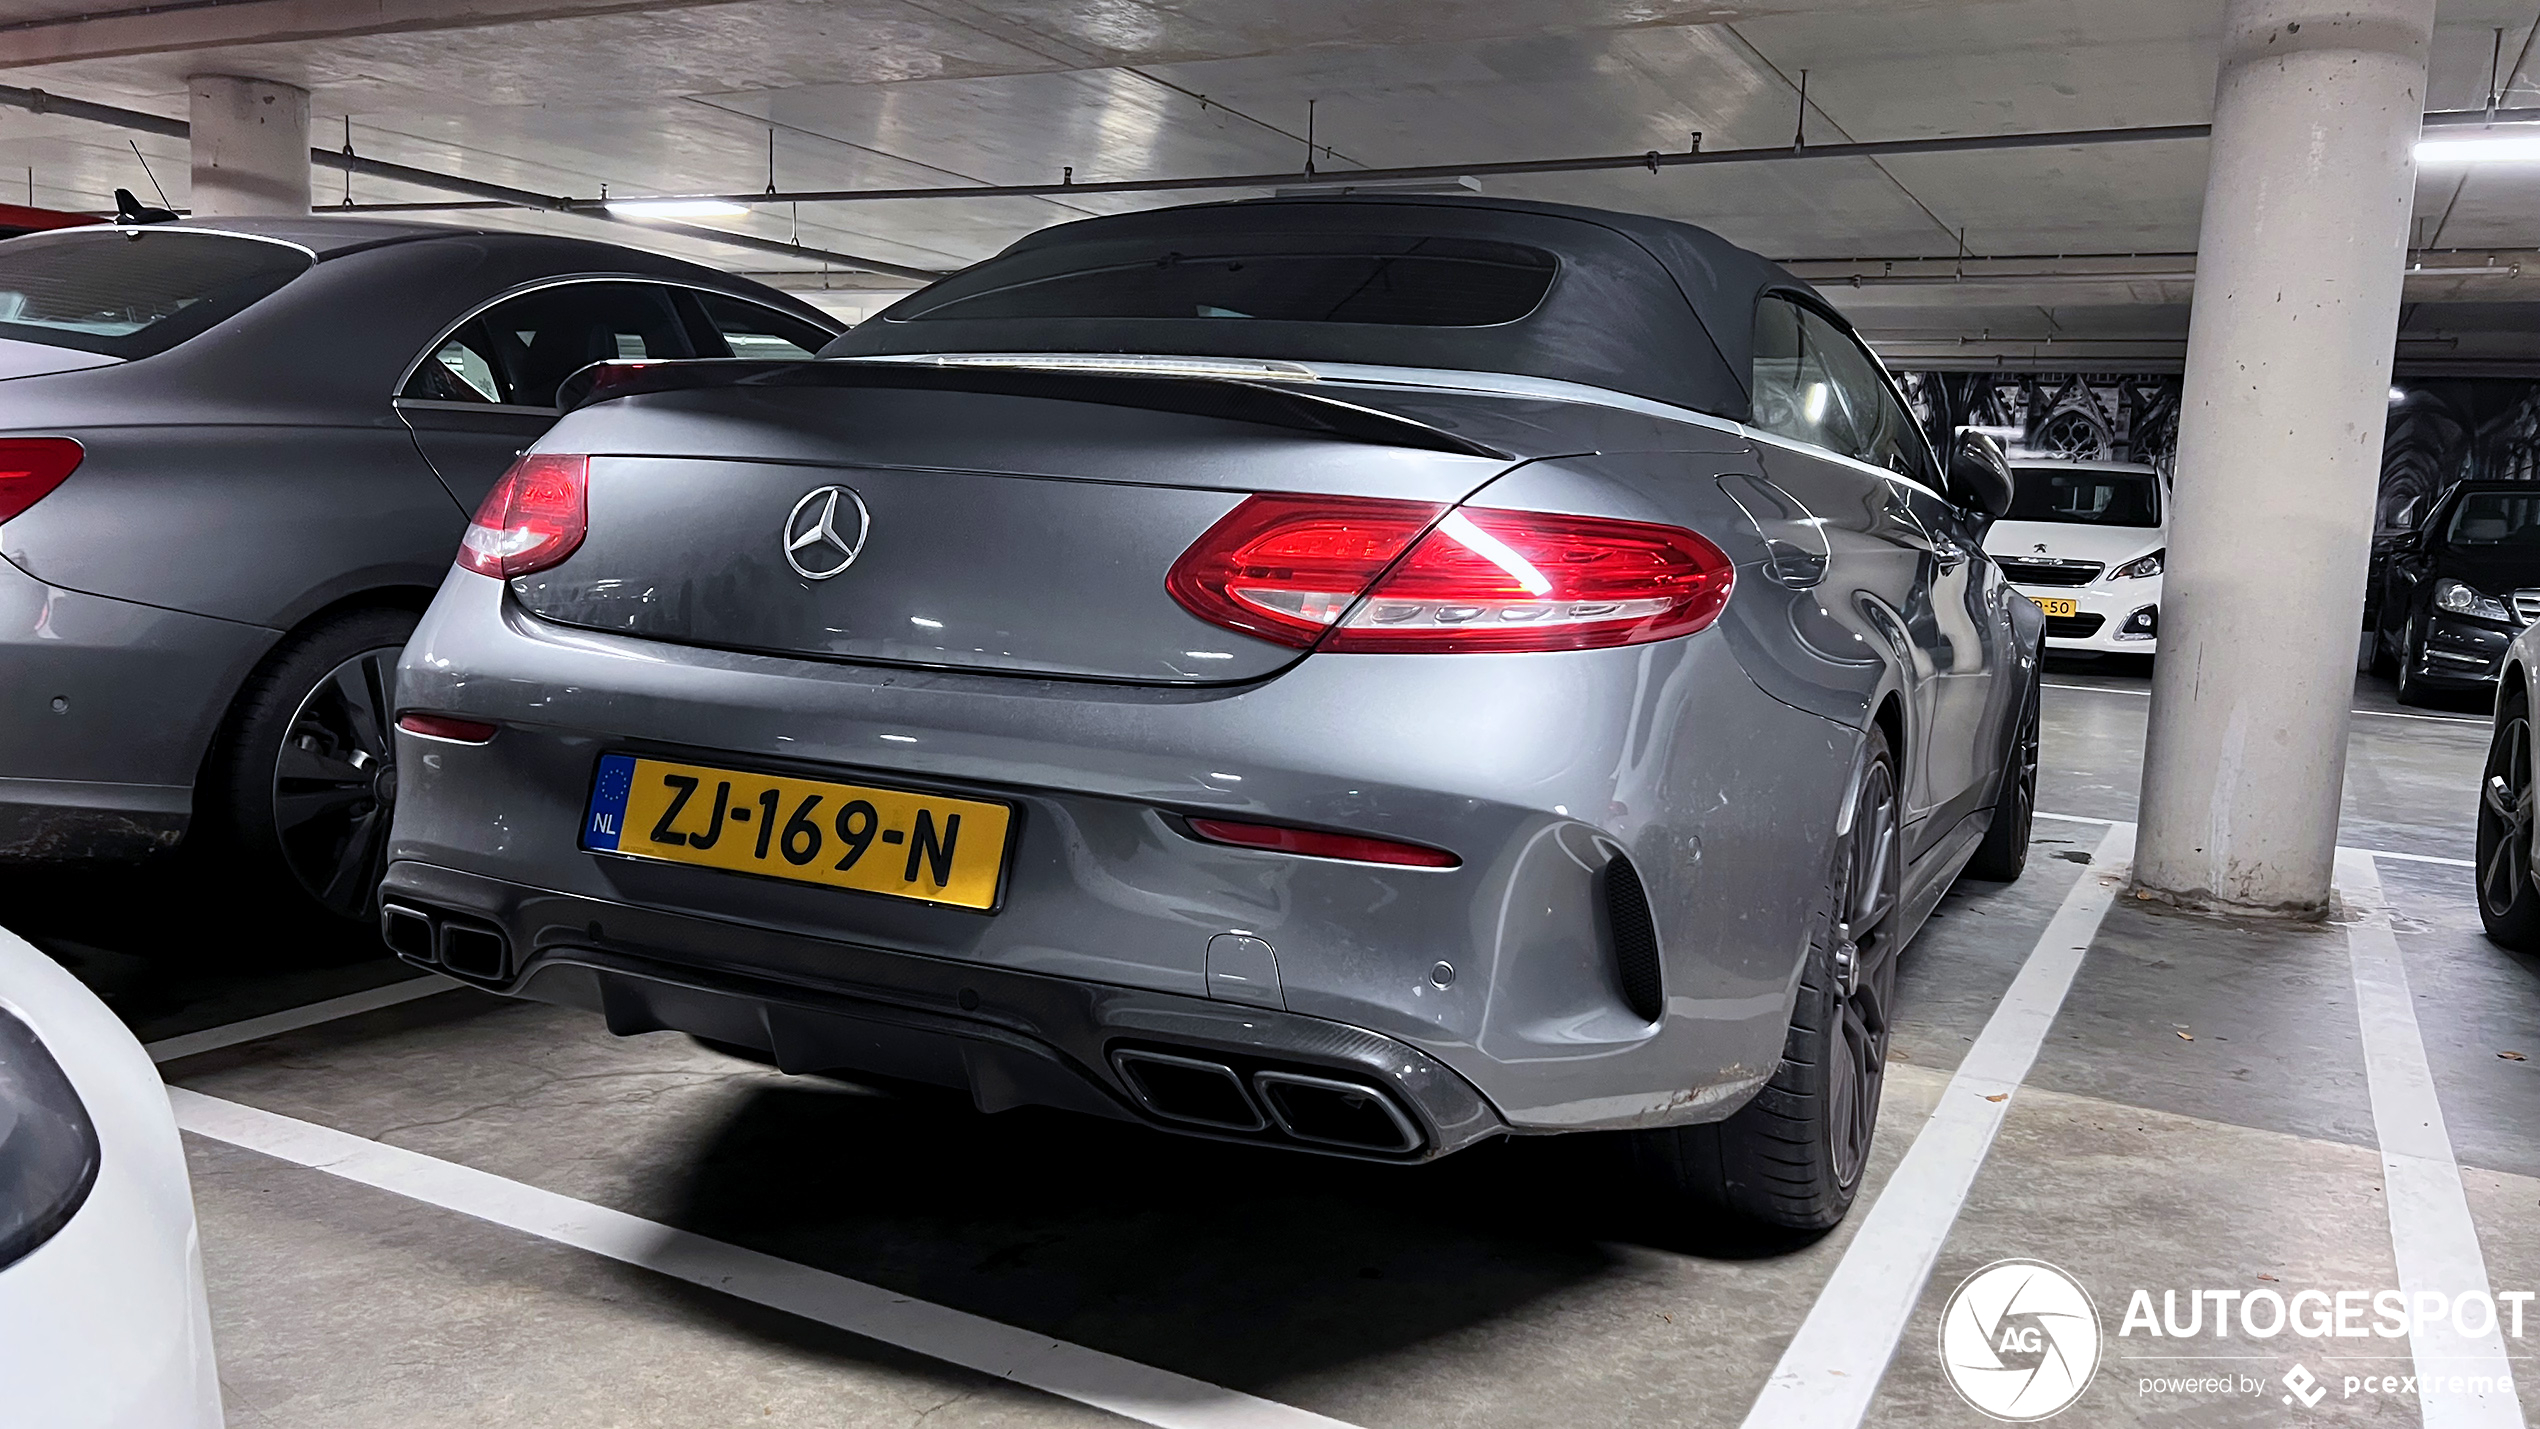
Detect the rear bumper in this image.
<box><xmin>0</xmin><ymin>554</ymin><xmax>271</xmax><ymax>860</ymax></box>
<box><xmin>379</xmin><ymin>858</ymin><xmax>1507</xmax><ymax>1162</ymax></box>
<box><xmin>390</xmin><ymin>571</ymin><xmax>1844</xmax><ymax>1135</ymax></box>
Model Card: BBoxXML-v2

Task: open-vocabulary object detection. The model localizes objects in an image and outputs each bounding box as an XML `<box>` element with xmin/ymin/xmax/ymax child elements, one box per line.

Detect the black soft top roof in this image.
<box><xmin>826</xmin><ymin>194</ymin><xmax>1822</xmax><ymax>420</ymax></box>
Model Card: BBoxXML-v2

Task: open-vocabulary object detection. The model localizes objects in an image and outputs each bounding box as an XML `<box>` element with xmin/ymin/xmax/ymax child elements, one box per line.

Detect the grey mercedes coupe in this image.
<box><xmin>382</xmin><ymin>195</ymin><xmax>2038</xmax><ymax>1228</ymax></box>
<box><xmin>0</xmin><ymin>215</ymin><xmax>835</xmax><ymax>915</ymax></box>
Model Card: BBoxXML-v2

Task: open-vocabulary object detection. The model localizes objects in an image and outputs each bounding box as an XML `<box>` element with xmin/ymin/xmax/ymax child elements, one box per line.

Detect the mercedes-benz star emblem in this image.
<box><xmin>783</xmin><ymin>485</ymin><xmax>870</xmax><ymax>581</ymax></box>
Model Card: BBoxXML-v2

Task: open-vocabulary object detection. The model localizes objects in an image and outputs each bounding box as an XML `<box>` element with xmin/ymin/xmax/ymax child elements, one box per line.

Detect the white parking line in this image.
<box><xmin>170</xmin><ymin>1088</ymin><xmax>1357</xmax><ymax>1429</ymax></box>
<box><xmin>1737</xmin><ymin>822</ymin><xmax>2135</xmax><ymax>1428</ymax></box>
<box><xmin>2035</xmin><ymin>810</ymin><xmax>2477</xmax><ymax>870</ymax></box>
<box><xmin>2042</xmin><ymin>681</ymin><xmax>2488</xmax><ymax>726</ymax></box>
<box><xmin>145</xmin><ymin>974</ymin><xmax>457</xmax><ymax>1064</ymax></box>
<box><xmin>2337</xmin><ymin>852</ymin><xmax>2526</xmax><ymax>1429</ymax></box>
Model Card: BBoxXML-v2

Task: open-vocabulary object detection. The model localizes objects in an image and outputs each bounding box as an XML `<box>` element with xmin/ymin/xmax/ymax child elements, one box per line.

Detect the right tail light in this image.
<box><xmin>1166</xmin><ymin>493</ymin><xmax>1733</xmax><ymax>654</ymax></box>
<box><xmin>458</xmin><ymin>453</ymin><xmax>588</xmax><ymax>578</ymax></box>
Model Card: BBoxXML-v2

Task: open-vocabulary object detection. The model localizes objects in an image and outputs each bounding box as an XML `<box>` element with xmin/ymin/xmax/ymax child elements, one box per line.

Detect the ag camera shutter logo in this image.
<box><xmin>1939</xmin><ymin>1259</ymin><xmax>2103</xmax><ymax>1421</ymax></box>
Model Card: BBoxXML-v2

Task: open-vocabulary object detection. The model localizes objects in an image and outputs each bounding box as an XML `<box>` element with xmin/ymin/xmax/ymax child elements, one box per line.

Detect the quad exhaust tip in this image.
<box><xmin>1109</xmin><ymin>1047</ymin><xmax>1422</xmax><ymax>1155</ymax></box>
<box><xmin>379</xmin><ymin>902</ymin><xmax>512</xmax><ymax>983</ymax></box>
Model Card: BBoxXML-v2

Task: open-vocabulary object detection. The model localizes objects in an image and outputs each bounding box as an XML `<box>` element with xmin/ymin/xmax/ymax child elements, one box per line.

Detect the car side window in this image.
<box><xmin>1750</xmin><ymin>295</ymin><xmax>1865</xmax><ymax>457</ymax></box>
<box><xmin>400</xmin><ymin>280</ymin><xmax>696</xmax><ymax>409</ymax></box>
<box><xmin>1751</xmin><ymin>296</ymin><xmax>1940</xmax><ymax>489</ymax></box>
<box><xmin>689</xmin><ymin>292</ymin><xmax>832</xmax><ymax>359</ymax></box>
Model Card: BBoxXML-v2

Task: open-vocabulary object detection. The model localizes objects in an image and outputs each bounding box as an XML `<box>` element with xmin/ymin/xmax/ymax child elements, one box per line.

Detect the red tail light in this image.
<box><xmin>397</xmin><ymin>712</ymin><xmax>497</xmax><ymax>744</ymax></box>
<box><xmin>1166</xmin><ymin>494</ymin><xmax>1734</xmax><ymax>653</ymax></box>
<box><xmin>458</xmin><ymin>453</ymin><xmax>587</xmax><ymax>578</ymax></box>
<box><xmin>1183</xmin><ymin>816</ymin><xmax>1460</xmax><ymax>868</ymax></box>
<box><xmin>0</xmin><ymin>437</ymin><xmax>83</xmax><ymax>524</ymax></box>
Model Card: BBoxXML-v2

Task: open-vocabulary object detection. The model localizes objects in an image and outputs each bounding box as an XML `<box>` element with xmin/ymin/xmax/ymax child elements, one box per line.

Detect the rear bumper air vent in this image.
<box><xmin>1601</xmin><ymin>854</ymin><xmax>1665</xmax><ymax>1024</ymax></box>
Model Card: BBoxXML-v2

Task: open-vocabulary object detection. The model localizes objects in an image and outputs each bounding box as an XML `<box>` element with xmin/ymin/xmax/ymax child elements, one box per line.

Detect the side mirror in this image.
<box><xmin>1947</xmin><ymin>429</ymin><xmax>2014</xmax><ymax>518</ymax></box>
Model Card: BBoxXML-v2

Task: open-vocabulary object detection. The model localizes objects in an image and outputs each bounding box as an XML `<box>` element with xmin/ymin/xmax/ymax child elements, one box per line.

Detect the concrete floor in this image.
<box><xmin>10</xmin><ymin>658</ymin><xmax>2537</xmax><ymax>1427</ymax></box>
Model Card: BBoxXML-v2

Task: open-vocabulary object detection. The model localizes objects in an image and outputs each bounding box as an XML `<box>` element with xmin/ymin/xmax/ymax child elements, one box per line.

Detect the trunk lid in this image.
<box><xmin>511</xmin><ymin>370</ymin><xmax>1515</xmax><ymax>684</ymax></box>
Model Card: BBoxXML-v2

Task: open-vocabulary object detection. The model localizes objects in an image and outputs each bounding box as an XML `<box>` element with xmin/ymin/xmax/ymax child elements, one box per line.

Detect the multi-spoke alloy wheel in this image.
<box><xmin>1965</xmin><ymin>660</ymin><xmax>2039</xmax><ymax>881</ymax></box>
<box><xmin>273</xmin><ymin>646</ymin><xmax>403</xmax><ymax>918</ymax></box>
<box><xmin>1626</xmin><ymin>726</ymin><xmax>1906</xmax><ymax>1230</ymax></box>
<box><xmin>2477</xmin><ymin>695</ymin><xmax>2540</xmax><ymax>950</ymax></box>
<box><xmin>210</xmin><ymin>607</ymin><xmax>418</xmax><ymax>923</ymax></box>
<box><xmin>1826</xmin><ymin>753</ymin><xmax>1901</xmax><ymax>1190</ymax></box>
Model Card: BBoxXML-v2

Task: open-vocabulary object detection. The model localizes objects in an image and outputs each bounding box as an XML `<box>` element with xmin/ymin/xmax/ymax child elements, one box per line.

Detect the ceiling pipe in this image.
<box><xmin>421</xmin><ymin>104</ymin><xmax>2539</xmax><ymax>212</ymax></box>
<box><xmin>0</xmin><ymin>82</ymin><xmax>948</xmax><ymax>279</ymax></box>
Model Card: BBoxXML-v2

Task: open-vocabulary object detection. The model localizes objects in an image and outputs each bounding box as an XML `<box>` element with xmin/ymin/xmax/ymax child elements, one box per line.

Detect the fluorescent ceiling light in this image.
<box><xmin>604</xmin><ymin>198</ymin><xmax>749</xmax><ymax>219</ymax></box>
<box><xmin>2415</xmin><ymin>133</ymin><xmax>2540</xmax><ymax>164</ymax></box>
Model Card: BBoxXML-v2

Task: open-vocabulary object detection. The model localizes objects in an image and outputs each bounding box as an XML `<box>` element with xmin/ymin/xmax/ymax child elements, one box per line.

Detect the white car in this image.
<box><xmin>1982</xmin><ymin>458</ymin><xmax>2167</xmax><ymax>655</ymax></box>
<box><xmin>0</xmin><ymin>926</ymin><xmax>222</xmax><ymax>1427</ymax></box>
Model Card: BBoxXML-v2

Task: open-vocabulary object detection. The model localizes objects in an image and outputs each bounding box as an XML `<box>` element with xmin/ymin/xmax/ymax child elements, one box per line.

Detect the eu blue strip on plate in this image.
<box><xmin>583</xmin><ymin>753</ymin><xmax>636</xmax><ymax>851</ymax></box>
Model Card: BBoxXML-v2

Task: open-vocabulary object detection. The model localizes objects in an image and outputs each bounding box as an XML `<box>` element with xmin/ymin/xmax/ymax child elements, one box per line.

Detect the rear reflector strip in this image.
<box><xmin>1182</xmin><ymin>816</ymin><xmax>1459</xmax><ymax>868</ymax></box>
<box><xmin>397</xmin><ymin>713</ymin><xmax>497</xmax><ymax>744</ymax></box>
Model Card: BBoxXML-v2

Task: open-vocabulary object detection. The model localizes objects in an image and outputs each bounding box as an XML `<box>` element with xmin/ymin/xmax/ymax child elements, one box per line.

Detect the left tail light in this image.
<box><xmin>0</xmin><ymin>438</ymin><xmax>84</xmax><ymax>524</ymax></box>
<box><xmin>1166</xmin><ymin>494</ymin><xmax>1734</xmax><ymax>653</ymax></box>
<box><xmin>458</xmin><ymin>453</ymin><xmax>587</xmax><ymax>578</ymax></box>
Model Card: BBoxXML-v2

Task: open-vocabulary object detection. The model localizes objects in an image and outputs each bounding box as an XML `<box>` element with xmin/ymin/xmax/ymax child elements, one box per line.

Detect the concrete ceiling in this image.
<box><xmin>1</xmin><ymin>0</ymin><xmax>2536</xmax><ymax>363</ymax></box>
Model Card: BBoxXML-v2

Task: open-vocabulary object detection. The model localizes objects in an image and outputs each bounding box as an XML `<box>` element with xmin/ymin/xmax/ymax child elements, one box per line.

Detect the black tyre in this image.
<box><xmin>2477</xmin><ymin>691</ymin><xmax>2540</xmax><ymax>952</ymax></box>
<box><xmin>1962</xmin><ymin>659</ymin><xmax>2039</xmax><ymax>882</ymax></box>
<box><xmin>2394</xmin><ymin>615</ymin><xmax>2433</xmax><ymax>706</ymax></box>
<box><xmin>1627</xmin><ymin>726</ymin><xmax>1903</xmax><ymax>1230</ymax></box>
<box><xmin>207</xmin><ymin>607</ymin><xmax>416</xmax><ymax>921</ymax></box>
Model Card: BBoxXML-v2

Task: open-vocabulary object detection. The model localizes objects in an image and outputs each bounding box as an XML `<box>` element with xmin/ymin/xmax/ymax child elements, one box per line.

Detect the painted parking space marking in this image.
<box><xmin>145</xmin><ymin>974</ymin><xmax>456</xmax><ymax>1064</ymax></box>
<box><xmin>2036</xmin><ymin>810</ymin><xmax>2476</xmax><ymax>869</ymax></box>
<box><xmin>2042</xmin><ymin>680</ymin><xmax>2488</xmax><ymax>727</ymax></box>
<box><xmin>2338</xmin><ymin>851</ymin><xmax>2526</xmax><ymax>1429</ymax></box>
<box><xmin>1736</xmin><ymin>822</ymin><xmax>2135</xmax><ymax>1429</ymax></box>
<box><xmin>171</xmin><ymin>1088</ymin><xmax>1358</xmax><ymax>1429</ymax></box>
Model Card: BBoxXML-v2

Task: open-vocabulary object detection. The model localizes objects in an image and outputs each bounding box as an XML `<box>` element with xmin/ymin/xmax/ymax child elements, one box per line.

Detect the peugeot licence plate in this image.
<box><xmin>2033</xmin><ymin>597</ymin><xmax>2079</xmax><ymax>619</ymax></box>
<box><xmin>581</xmin><ymin>754</ymin><xmax>1014</xmax><ymax>910</ymax></box>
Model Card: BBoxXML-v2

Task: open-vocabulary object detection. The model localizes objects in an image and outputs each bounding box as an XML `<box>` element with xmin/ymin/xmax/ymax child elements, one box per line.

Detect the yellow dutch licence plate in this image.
<box><xmin>581</xmin><ymin>754</ymin><xmax>1013</xmax><ymax>910</ymax></box>
<box><xmin>2033</xmin><ymin>597</ymin><xmax>2079</xmax><ymax>619</ymax></box>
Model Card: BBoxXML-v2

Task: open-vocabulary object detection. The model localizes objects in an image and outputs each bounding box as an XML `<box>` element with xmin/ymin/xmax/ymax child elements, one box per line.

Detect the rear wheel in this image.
<box><xmin>207</xmin><ymin>607</ymin><xmax>417</xmax><ymax>922</ymax></box>
<box><xmin>1627</xmin><ymin>726</ymin><xmax>1902</xmax><ymax>1230</ymax></box>
<box><xmin>2477</xmin><ymin>692</ymin><xmax>2540</xmax><ymax>951</ymax></box>
<box><xmin>1963</xmin><ymin>660</ymin><xmax>2039</xmax><ymax>882</ymax></box>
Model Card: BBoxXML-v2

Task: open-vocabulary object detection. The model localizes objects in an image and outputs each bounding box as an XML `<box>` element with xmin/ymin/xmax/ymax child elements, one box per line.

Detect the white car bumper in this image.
<box><xmin>2013</xmin><ymin>578</ymin><xmax>2161</xmax><ymax>655</ymax></box>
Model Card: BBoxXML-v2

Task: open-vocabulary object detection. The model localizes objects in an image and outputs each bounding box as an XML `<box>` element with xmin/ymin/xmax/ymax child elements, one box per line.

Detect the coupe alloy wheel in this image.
<box><xmin>272</xmin><ymin>645</ymin><xmax>403</xmax><ymax>919</ymax></box>
<box><xmin>1826</xmin><ymin>755</ymin><xmax>1901</xmax><ymax>1190</ymax></box>
<box><xmin>2480</xmin><ymin>712</ymin><xmax>2534</xmax><ymax>922</ymax></box>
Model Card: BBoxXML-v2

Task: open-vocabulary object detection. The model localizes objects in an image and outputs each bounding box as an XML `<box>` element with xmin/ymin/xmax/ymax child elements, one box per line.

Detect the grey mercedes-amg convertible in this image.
<box><xmin>383</xmin><ymin>195</ymin><xmax>2038</xmax><ymax>1228</ymax></box>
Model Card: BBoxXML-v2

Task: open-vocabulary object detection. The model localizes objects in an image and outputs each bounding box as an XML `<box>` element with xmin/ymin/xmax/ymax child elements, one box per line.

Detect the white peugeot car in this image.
<box><xmin>0</xmin><ymin>925</ymin><xmax>223</xmax><ymax>1427</ymax></box>
<box><xmin>1982</xmin><ymin>458</ymin><xmax>2166</xmax><ymax>654</ymax></box>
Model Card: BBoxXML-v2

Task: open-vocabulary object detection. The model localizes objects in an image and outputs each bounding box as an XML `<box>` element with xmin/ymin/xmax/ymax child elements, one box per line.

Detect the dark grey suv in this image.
<box><xmin>0</xmin><ymin>215</ymin><xmax>835</xmax><ymax>915</ymax></box>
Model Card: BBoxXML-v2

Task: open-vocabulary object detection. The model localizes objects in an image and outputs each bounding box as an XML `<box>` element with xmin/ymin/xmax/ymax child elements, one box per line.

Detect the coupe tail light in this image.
<box><xmin>0</xmin><ymin>438</ymin><xmax>84</xmax><ymax>524</ymax></box>
<box><xmin>1183</xmin><ymin>816</ymin><xmax>1460</xmax><ymax>868</ymax></box>
<box><xmin>458</xmin><ymin>453</ymin><xmax>587</xmax><ymax>578</ymax></box>
<box><xmin>1166</xmin><ymin>494</ymin><xmax>1734</xmax><ymax>653</ymax></box>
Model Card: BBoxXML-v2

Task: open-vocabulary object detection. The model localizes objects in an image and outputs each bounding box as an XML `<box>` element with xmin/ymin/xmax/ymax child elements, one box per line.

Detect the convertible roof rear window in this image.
<box><xmin>0</xmin><ymin>228</ymin><xmax>312</xmax><ymax>359</ymax></box>
<box><xmin>897</xmin><ymin>238</ymin><xmax>1557</xmax><ymax>327</ymax></box>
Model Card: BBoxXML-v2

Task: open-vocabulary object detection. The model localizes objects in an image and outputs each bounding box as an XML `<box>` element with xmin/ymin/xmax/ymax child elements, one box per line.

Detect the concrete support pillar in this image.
<box><xmin>187</xmin><ymin>75</ymin><xmax>309</xmax><ymax>217</ymax></box>
<box><xmin>2134</xmin><ymin>0</ymin><xmax>2434</xmax><ymax>916</ymax></box>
